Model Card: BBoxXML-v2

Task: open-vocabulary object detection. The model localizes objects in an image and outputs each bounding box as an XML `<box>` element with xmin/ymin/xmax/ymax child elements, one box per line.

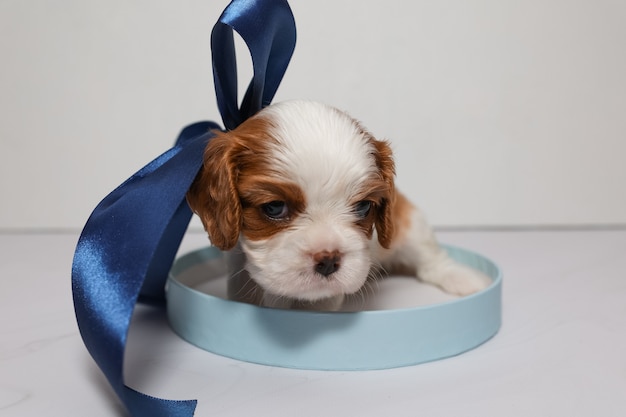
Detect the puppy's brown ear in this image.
<box><xmin>187</xmin><ymin>132</ymin><xmax>242</xmax><ymax>250</ymax></box>
<box><xmin>371</xmin><ymin>139</ymin><xmax>396</xmax><ymax>249</ymax></box>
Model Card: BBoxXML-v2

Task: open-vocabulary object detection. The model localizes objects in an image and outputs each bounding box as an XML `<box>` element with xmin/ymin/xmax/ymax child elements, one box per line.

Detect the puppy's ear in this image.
<box><xmin>371</xmin><ymin>139</ymin><xmax>396</xmax><ymax>249</ymax></box>
<box><xmin>187</xmin><ymin>132</ymin><xmax>242</xmax><ymax>250</ymax></box>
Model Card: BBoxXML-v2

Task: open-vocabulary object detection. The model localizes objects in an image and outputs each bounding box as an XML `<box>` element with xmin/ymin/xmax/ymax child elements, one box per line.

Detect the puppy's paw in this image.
<box><xmin>422</xmin><ymin>263</ymin><xmax>491</xmax><ymax>296</ymax></box>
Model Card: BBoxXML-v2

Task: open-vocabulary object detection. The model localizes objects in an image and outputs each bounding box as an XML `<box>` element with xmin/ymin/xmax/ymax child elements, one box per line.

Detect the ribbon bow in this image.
<box><xmin>71</xmin><ymin>1</ymin><xmax>296</xmax><ymax>415</ymax></box>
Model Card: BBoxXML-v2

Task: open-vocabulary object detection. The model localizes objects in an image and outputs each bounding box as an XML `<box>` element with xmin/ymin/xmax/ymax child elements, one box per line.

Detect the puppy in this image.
<box><xmin>187</xmin><ymin>100</ymin><xmax>490</xmax><ymax>310</ymax></box>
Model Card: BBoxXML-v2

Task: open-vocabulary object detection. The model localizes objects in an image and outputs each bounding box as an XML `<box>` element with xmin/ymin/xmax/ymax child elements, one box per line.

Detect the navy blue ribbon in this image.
<box><xmin>71</xmin><ymin>1</ymin><xmax>296</xmax><ymax>415</ymax></box>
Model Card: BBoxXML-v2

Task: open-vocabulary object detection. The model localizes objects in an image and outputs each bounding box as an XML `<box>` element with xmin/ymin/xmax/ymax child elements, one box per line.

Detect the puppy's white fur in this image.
<box><xmin>188</xmin><ymin>100</ymin><xmax>490</xmax><ymax>310</ymax></box>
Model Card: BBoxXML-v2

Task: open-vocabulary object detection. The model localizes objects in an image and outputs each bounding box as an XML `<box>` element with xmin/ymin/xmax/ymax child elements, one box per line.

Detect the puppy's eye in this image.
<box><xmin>353</xmin><ymin>200</ymin><xmax>372</xmax><ymax>218</ymax></box>
<box><xmin>262</xmin><ymin>201</ymin><xmax>289</xmax><ymax>220</ymax></box>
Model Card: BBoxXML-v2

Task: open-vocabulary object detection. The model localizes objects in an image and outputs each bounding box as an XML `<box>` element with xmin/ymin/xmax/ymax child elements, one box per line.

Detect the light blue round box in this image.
<box><xmin>166</xmin><ymin>245</ymin><xmax>502</xmax><ymax>370</ymax></box>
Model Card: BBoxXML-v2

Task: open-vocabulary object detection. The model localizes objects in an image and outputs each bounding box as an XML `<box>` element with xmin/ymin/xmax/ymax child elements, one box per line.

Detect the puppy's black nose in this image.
<box><xmin>313</xmin><ymin>250</ymin><xmax>341</xmax><ymax>277</ymax></box>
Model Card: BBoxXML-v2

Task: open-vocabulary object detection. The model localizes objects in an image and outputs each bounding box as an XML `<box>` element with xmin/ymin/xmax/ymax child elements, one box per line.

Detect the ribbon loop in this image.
<box><xmin>71</xmin><ymin>1</ymin><xmax>297</xmax><ymax>415</ymax></box>
<box><xmin>212</xmin><ymin>0</ymin><xmax>296</xmax><ymax>129</ymax></box>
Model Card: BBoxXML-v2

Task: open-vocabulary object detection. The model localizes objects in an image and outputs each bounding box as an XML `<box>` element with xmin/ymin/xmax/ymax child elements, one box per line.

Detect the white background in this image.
<box><xmin>1</xmin><ymin>0</ymin><xmax>625</xmax><ymax>230</ymax></box>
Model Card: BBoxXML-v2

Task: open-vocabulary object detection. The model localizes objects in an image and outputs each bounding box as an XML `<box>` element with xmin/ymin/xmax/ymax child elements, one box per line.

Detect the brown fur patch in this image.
<box><xmin>390</xmin><ymin>191</ymin><xmax>414</xmax><ymax>245</ymax></box>
<box><xmin>239</xmin><ymin>178</ymin><xmax>306</xmax><ymax>241</ymax></box>
<box><xmin>351</xmin><ymin>175</ymin><xmax>391</xmax><ymax>239</ymax></box>
<box><xmin>368</xmin><ymin>138</ymin><xmax>397</xmax><ymax>248</ymax></box>
<box><xmin>187</xmin><ymin>116</ymin><xmax>287</xmax><ymax>249</ymax></box>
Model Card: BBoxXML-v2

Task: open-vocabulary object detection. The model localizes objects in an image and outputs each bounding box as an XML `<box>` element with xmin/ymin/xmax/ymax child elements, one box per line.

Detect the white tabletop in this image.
<box><xmin>1</xmin><ymin>229</ymin><xmax>625</xmax><ymax>416</ymax></box>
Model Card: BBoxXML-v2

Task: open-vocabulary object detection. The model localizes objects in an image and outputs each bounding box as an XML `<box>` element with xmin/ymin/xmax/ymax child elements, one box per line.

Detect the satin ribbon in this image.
<box><xmin>71</xmin><ymin>1</ymin><xmax>296</xmax><ymax>415</ymax></box>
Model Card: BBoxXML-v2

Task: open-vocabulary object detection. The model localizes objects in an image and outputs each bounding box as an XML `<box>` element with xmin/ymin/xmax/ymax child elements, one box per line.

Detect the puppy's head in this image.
<box><xmin>187</xmin><ymin>100</ymin><xmax>395</xmax><ymax>301</ymax></box>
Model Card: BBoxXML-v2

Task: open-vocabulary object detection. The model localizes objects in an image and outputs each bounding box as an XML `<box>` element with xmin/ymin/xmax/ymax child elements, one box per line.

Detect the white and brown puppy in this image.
<box><xmin>187</xmin><ymin>100</ymin><xmax>490</xmax><ymax>310</ymax></box>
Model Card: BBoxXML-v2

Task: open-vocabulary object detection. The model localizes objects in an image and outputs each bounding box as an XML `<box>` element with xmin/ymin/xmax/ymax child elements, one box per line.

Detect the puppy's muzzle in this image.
<box><xmin>313</xmin><ymin>250</ymin><xmax>342</xmax><ymax>277</ymax></box>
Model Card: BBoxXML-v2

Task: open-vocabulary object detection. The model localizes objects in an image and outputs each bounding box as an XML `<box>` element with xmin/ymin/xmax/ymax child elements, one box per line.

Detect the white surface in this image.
<box><xmin>2</xmin><ymin>0</ymin><xmax>626</xmax><ymax>229</ymax></box>
<box><xmin>1</xmin><ymin>230</ymin><xmax>625</xmax><ymax>416</ymax></box>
